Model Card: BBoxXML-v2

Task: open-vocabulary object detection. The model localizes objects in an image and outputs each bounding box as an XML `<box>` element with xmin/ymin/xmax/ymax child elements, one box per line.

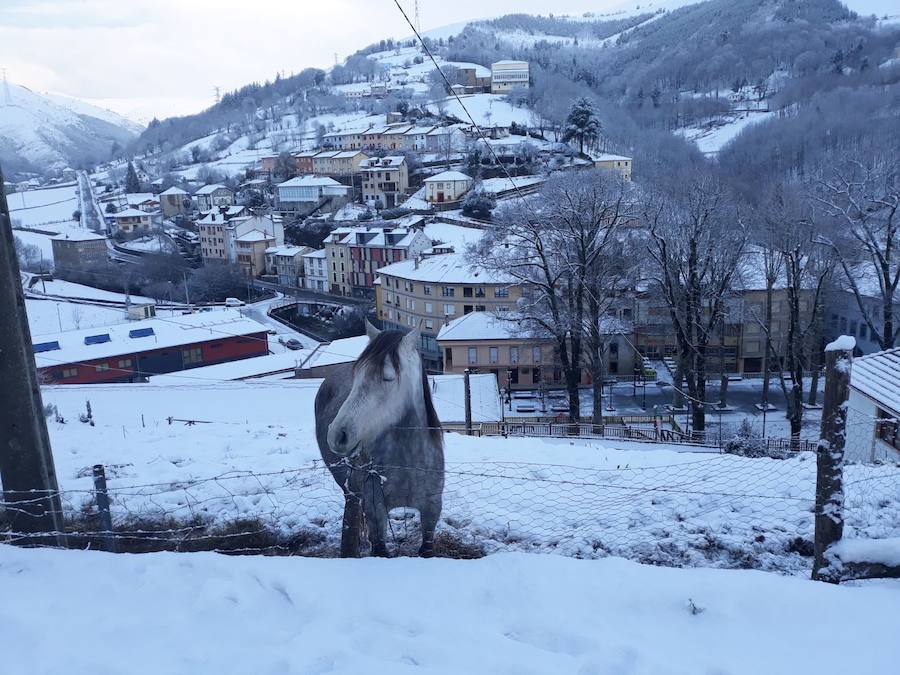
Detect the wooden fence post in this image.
<box><xmin>92</xmin><ymin>464</ymin><xmax>116</xmax><ymax>553</ymax></box>
<box><xmin>464</xmin><ymin>368</ymin><xmax>472</xmax><ymax>436</ymax></box>
<box><xmin>812</xmin><ymin>337</ymin><xmax>853</xmax><ymax>582</ymax></box>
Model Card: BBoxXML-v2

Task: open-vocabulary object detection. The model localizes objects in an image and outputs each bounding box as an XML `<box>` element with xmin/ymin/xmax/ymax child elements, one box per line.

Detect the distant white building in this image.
<box><xmin>194</xmin><ymin>184</ymin><xmax>234</xmax><ymax>211</ymax></box>
<box><xmin>424</xmin><ymin>171</ymin><xmax>473</xmax><ymax>204</ymax></box>
<box><xmin>276</xmin><ymin>176</ymin><xmax>352</xmax><ymax>212</ymax></box>
<box><xmin>302</xmin><ymin>249</ymin><xmax>329</xmax><ymax>293</ymax></box>
<box><xmin>491</xmin><ymin>60</ymin><xmax>530</xmax><ymax>95</ymax></box>
<box><xmin>845</xmin><ymin>347</ymin><xmax>900</xmax><ymax>463</ymax></box>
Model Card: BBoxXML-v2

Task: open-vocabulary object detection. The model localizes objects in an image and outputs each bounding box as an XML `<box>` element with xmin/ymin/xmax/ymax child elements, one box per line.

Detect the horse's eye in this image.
<box><xmin>382</xmin><ymin>366</ymin><xmax>396</xmax><ymax>382</ymax></box>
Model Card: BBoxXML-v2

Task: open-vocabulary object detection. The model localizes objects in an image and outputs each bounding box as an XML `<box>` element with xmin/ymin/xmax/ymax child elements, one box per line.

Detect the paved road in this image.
<box><xmin>76</xmin><ymin>170</ymin><xmax>105</xmax><ymax>234</ymax></box>
<box><xmin>252</xmin><ymin>280</ymin><xmax>371</xmax><ymax>307</ymax></box>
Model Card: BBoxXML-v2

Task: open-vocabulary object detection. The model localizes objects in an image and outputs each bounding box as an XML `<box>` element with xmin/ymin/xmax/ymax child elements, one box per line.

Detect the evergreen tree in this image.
<box><xmin>562</xmin><ymin>98</ymin><xmax>601</xmax><ymax>156</ymax></box>
<box><xmin>124</xmin><ymin>161</ymin><xmax>141</xmax><ymax>193</ymax></box>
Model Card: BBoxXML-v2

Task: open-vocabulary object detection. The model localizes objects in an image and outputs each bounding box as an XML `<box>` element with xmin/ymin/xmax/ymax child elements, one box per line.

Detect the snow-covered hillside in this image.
<box><xmin>0</xmin><ymin>83</ymin><xmax>138</xmax><ymax>177</ymax></box>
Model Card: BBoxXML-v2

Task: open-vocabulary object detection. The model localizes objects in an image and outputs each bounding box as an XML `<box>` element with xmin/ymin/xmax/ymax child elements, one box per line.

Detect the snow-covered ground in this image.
<box><xmin>2</xmin><ymin>546</ymin><xmax>898</xmax><ymax>675</ymax></box>
<box><xmin>7</xmin><ymin>183</ymin><xmax>79</xmax><ymax>229</ymax></box>
<box><xmin>35</xmin><ymin>381</ymin><xmax>900</xmax><ymax>573</ymax></box>
<box><xmin>429</xmin><ymin>94</ymin><xmax>536</xmax><ymax>128</ymax></box>
<box><xmin>678</xmin><ymin>110</ymin><xmax>775</xmax><ymax>155</ymax></box>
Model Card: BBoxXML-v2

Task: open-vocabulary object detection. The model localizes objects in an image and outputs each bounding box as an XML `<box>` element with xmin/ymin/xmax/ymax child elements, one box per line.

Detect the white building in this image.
<box><xmin>194</xmin><ymin>184</ymin><xmax>234</xmax><ymax>211</ymax></box>
<box><xmin>424</xmin><ymin>171</ymin><xmax>473</xmax><ymax>204</ymax></box>
<box><xmin>491</xmin><ymin>60</ymin><xmax>530</xmax><ymax>95</ymax></box>
<box><xmin>302</xmin><ymin>249</ymin><xmax>329</xmax><ymax>293</ymax></box>
<box><xmin>276</xmin><ymin>176</ymin><xmax>352</xmax><ymax>211</ymax></box>
<box><xmin>845</xmin><ymin>347</ymin><xmax>900</xmax><ymax>463</ymax></box>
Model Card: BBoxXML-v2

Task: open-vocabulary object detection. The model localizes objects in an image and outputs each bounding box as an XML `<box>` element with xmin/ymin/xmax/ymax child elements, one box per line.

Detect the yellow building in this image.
<box><xmin>593</xmin><ymin>154</ymin><xmax>633</xmax><ymax>181</ymax></box>
<box><xmin>375</xmin><ymin>251</ymin><xmax>522</xmax><ymax>372</ymax></box>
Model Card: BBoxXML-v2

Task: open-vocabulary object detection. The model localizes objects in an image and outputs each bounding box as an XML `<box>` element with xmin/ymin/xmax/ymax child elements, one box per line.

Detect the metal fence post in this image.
<box><xmin>92</xmin><ymin>464</ymin><xmax>116</xmax><ymax>552</ymax></box>
<box><xmin>464</xmin><ymin>368</ymin><xmax>473</xmax><ymax>436</ymax></box>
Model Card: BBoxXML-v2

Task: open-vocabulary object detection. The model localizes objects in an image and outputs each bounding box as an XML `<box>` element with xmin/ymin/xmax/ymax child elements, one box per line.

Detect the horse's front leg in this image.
<box><xmin>418</xmin><ymin>493</ymin><xmax>442</xmax><ymax>558</ymax></box>
<box><xmin>362</xmin><ymin>472</ymin><xmax>389</xmax><ymax>557</ymax></box>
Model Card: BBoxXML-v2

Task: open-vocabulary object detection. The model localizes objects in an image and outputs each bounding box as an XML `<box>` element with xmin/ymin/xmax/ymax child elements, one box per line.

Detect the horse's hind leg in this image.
<box><xmin>418</xmin><ymin>494</ymin><xmax>442</xmax><ymax>558</ymax></box>
<box><xmin>363</xmin><ymin>474</ymin><xmax>389</xmax><ymax>557</ymax></box>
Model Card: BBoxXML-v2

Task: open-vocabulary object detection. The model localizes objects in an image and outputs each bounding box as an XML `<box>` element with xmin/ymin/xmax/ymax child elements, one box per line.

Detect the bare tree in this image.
<box><xmin>814</xmin><ymin>156</ymin><xmax>900</xmax><ymax>350</ymax></box>
<box><xmin>472</xmin><ymin>170</ymin><xmax>631</xmax><ymax>421</ymax></box>
<box><xmin>645</xmin><ymin>175</ymin><xmax>748</xmax><ymax>437</ymax></box>
<box><xmin>754</xmin><ymin>184</ymin><xmax>836</xmax><ymax>445</ymax></box>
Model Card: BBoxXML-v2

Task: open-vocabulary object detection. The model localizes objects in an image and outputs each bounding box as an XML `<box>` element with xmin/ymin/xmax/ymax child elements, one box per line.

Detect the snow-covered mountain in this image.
<box><xmin>0</xmin><ymin>83</ymin><xmax>140</xmax><ymax>179</ymax></box>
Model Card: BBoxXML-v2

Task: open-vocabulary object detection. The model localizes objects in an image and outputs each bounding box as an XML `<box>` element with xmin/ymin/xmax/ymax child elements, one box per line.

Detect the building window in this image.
<box><xmin>424</xmin><ymin>285</ymin><xmax>433</xmax><ymax>295</ymax></box>
<box><xmin>510</xmin><ymin>347</ymin><xmax>519</xmax><ymax>364</ymax></box>
<box><xmin>425</xmin><ymin>320</ymin><xmax>434</xmax><ymax>330</ymax></box>
<box><xmin>62</xmin><ymin>368</ymin><xmax>78</xmax><ymax>378</ymax></box>
<box><xmin>468</xmin><ymin>347</ymin><xmax>478</xmax><ymax>365</ymax></box>
<box><xmin>489</xmin><ymin>347</ymin><xmax>499</xmax><ymax>364</ymax></box>
<box><xmin>183</xmin><ymin>347</ymin><xmax>203</xmax><ymax>365</ymax></box>
<box><xmin>118</xmin><ymin>359</ymin><xmax>133</xmax><ymax>369</ymax></box>
<box><xmin>95</xmin><ymin>363</ymin><xmax>110</xmax><ymax>373</ymax></box>
<box><xmin>425</xmin><ymin>302</ymin><xmax>433</xmax><ymax>314</ymax></box>
<box><xmin>463</xmin><ymin>287</ymin><xmax>473</xmax><ymax>298</ymax></box>
<box><xmin>475</xmin><ymin>288</ymin><xmax>486</xmax><ymax>298</ymax></box>
<box><xmin>442</xmin><ymin>287</ymin><xmax>455</xmax><ymax>297</ymax></box>
<box><xmin>877</xmin><ymin>409</ymin><xmax>900</xmax><ymax>450</ymax></box>
<box><xmin>860</xmin><ymin>323</ymin><xmax>868</xmax><ymax>339</ymax></box>
<box><xmin>443</xmin><ymin>304</ymin><xmax>456</xmax><ymax>316</ymax></box>
<box><xmin>532</xmin><ymin>346</ymin><xmax>542</xmax><ymax>364</ymax></box>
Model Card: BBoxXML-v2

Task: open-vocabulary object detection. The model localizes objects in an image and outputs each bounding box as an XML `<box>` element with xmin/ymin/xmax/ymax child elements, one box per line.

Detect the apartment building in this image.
<box><xmin>158</xmin><ymin>186</ymin><xmax>191</xmax><ymax>218</ymax></box>
<box><xmin>111</xmin><ymin>208</ymin><xmax>153</xmax><ymax>236</ymax></box>
<box><xmin>276</xmin><ymin>176</ymin><xmax>353</xmax><ymax>212</ymax></box>
<box><xmin>324</xmin><ymin>224</ymin><xmax>431</xmax><ymax>299</ymax></box>
<box><xmin>194</xmin><ymin>184</ymin><xmax>234</xmax><ymax>211</ymax></box>
<box><xmin>265</xmin><ymin>245</ymin><xmax>312</xmax><ymax>287</ymax></box>
<box><xmin>375</xmin><ymin>251</ymin><xmax>521</xmax><ymax>373</ymax></box>
<box><xmin>360</xmin><ymin>156</ymin><xmax>409</xmax><ymax>209</ymax></box>
<box><xmin>198</xmin><ymin>210</ymin><xmax>284</xmax><ymax>267</ymax></box>
<box><xmin>491</xmin><ymin>60</ymin><xmax>530</xmax><ymax>94</ymax></box>
<box><xmin>310</xmin><ymin>150</ymin><xmax>369</xmax><ymax>177</ymax></box>
<box><xmin>302</xmin><ymin>249</ymin><xmax>329</xmax><ymax>292</ymax></box>
<box><xmin>50</xmin><ymin>232</ymin><xmax>107</xmax><ymax>272</ymax></box>
<box><xmin>593</xmin><ymin>154</ymin><xmax>634</xmax><ymax>181</ymax></box>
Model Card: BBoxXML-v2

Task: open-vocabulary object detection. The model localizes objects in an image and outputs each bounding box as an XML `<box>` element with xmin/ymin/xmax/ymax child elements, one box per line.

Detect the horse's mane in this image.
<box><xmin>355</xmin><ymin>331</ymin><xmax>443</xmax><ymax>447</ymax></box>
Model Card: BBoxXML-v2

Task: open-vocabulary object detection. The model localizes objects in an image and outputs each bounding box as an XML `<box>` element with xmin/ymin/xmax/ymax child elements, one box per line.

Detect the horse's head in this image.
<box><xmin>327</xmin><ymin>324</ymin><xmax>427</xmax><ymax>456</ymax></box>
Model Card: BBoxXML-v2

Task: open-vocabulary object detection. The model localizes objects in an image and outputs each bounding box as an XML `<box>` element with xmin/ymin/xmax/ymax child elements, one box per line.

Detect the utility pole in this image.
<box><xmin>0</xmin><ymin>163</ymin><xmax>65</xmax><ymax>544</ymax></box>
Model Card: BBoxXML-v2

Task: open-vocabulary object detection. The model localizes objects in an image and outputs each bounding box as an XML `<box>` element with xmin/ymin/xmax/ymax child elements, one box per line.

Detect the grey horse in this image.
<box><xmin>315</xmin><ymin>324</ymin><xmax>444</xmax><ymax>557</ymax></box>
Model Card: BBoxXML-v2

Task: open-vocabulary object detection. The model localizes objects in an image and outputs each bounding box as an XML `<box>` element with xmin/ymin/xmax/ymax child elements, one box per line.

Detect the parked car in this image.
<box><xmin>225</xmin><ymin>297</ymin><xmax>245</xmax><ymax>307</ymax></box>
<box><xmin>284</xmin><ymin>338</ymin><xmax>303</xmax><ymax>351</ymax></box>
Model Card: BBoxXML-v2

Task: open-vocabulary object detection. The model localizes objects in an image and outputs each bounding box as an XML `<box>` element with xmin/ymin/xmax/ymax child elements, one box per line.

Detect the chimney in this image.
<box><xmin>414</xmin><ymin>256</ymin><xmax>420</xmax><ymax>270</ymax></box>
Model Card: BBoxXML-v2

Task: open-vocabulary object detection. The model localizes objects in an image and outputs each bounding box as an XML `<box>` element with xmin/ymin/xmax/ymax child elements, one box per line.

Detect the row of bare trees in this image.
<box><xmin>471</xmin><ymin>150</ymin><xmax>899</xmax><ymax>442</ymax></box>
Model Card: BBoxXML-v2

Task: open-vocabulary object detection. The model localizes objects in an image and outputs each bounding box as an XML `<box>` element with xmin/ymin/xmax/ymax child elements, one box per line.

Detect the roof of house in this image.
<box><xmin>437</xmin><ymin>311</ymin><xmax>526</xmax><ymax>342</ymax></box>
<box><xmin>50</xmin><ymin>231</ymin><xmax>106</xmax><ymax>242</ymax></box>
<box><xmin>592</xmin><ymin>153</ymin><xmax>633</xmax><ymax>163</ymax></box>
<box><xmin>147</xmin><ymin>350</ymin><xmax>315</xmax><ymax>384</ymax></box>
<box><xmin>113</xmin><ymin>208</ymin><xmax>152</xmax><ymax>218</ymax></box>
<box><xmin>303</xmin><ymin>249</ymin><xmax>327</xmax><ymax>259</ymax></box>
<box><xmin>376</xmin><ymin>252</ymin><xmax>514</xmax><ymax>284</ymax></box>
<box><xmin>328</xmin><ymin>226</ymin><xmax>424</xmax><ymax>249</ymax></box>
<box><xmin>301</xmin><ymin>335</ymin><xmax>370</xmax><ymax>370</ymax></box>
<box><xmin>277</xmin><ymin>175</ymin><xmax>346</xmax><ymax>188</ymax></box>
<box><xmin>266</xmin><ymin>245</ymin><xmax>307</xmax><ymax>256</ymax></box>
<box><xmin>124</xmin><ymin>192</ymin><xmax>157</xmax><ymax>205</ymax></box>
<box><xmin>32</xmin><ymin>310</ymin><xmax>268</xmax><ymax>369</ymax></box>
<box><xmin>159</xmin><ymin>186</ymin><xmax>189</xmax><ymax>196</ymax></box>
<box><xmin>851</xmin><ymin>347</ymin><xmax>900</xmax><ymax>414</ymax></box>
<box><xmin>236</xmin><ymin>229</ymin><xmax>275</xmax><ymax>243</ymax></box>
<box><xmin>425</xmin><ymin>171</ymin><xmax>472</xmax><ymax>183</ymax></box>
<box><xmin>195</xmin><ymin>183</ymin><xmax>231</xmax><ymax>195</ymax></box>
<box><xmin>492</xmin><ymin>60</ymin><xmax>529</xmax><ymax>67</ymax></box>
<box><xmin>360</xmin><ymin>156</ymin><xmax>406</xmax><ymax>169</ymax></box>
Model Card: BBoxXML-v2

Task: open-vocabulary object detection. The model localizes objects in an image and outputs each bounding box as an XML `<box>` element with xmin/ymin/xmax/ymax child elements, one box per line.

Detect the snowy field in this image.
<box><xmin>34</xmin><ymin>383</ymin><xmax>900</xmax><ymax>573</ymax></box>
<box><xmin>429</xmin><ymin>94</ymin><xmax>536</xmax><ymax>128</ymax></box>
<box><xmin>7</xmin><ymin>183</ymin><xmax>79</xmax><ymax>228</ymax></box>
<box><xmin>1</xmin><ymin>546</ymin><xmax>898</xmax><ymax>675</ymax></box>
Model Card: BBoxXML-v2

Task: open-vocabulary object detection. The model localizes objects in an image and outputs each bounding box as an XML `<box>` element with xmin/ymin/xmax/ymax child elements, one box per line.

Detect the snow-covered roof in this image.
<box><xmin>236</xmin><ymin>229</ymin><xmax>275</xmax><ymax>243</ymax></box>
<box><xmin>851</xmin><ymin>347</ymin><xmax>900</xmax><ymax>414</ymax></box>
<box><xmin>360</xmin><ymin>156</ymin><xmax>406</xmax><ymax>169</ymax></box>
<box><xmin>327</xmin><ymin>225</ymin><xmax>424</xmax><ymax>250</ymax></box>
<box><xmin>376</xmin><ymin>252</ymin><xmax>514</xmax><ymax>285</ymax></box>
<box><xmin>159</xmin><ymin>186</ymin><xmax>189</xmax><ymax>196</ymax></box>
<box><xmin>425</xmin><ymin>171</ymin><xmax>473</xmax><ymax>183</ymax></box>
<box><xmin>301</xmin><ymin>335</ymin><xmax>371</xmax><ymax>370</ymax></box>
<box><xmin>125</xmin><ymin>192</ymin><xmax>157</xmax><ymax>205</ymax></box>
<box><xmin>277</xmin><ymin>175</ymin><xmax>345</xmax><ymax>188</ymax></box>
<box><xmin>437</xmin><ymin>311</ymin><xmax>525</xmax><ymax>342</ymax></box>
<box><xmin>147</xmin><ymin>350</ymin><xmax>315</xmax><ymax>384</ymax></box>
<box><xmin>266</xmin><ymin>245</ymin><xmax>306</xmax><ymax>256</ymax></box>
<box><xmin>32</xmin><ymin>310</ymin><xmax>269</xmax><ymax>369</ymax></box>
<box><xmin>114</xmin><ymin>208</ymin><xmax>152</xmax><ymax>218</ymax></box>
<box><xmin>50</xmin><ymin>231</ymin><xmax>106</xmax><ymax>242</ymax></box>
<box><xmin>592</xmin><ymin>153</ymin><xmax>632</xmax><ymax>162</ymax></box>
<box><xmin>195</xmin><ymin>183</ymin><xmax>230</xmax><ymax>195</ymax></box>
<box><xmin>302</xmin><ymin>249</ymin><xmax>326</xmax><ymax>259</ymax></box>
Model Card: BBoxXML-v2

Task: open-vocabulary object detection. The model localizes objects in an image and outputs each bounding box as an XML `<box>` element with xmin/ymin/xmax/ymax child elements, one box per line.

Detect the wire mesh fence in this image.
<box><xmin>3</xmin><ymin>449</ymin><xmax>898</xmax><ymax>574</ymax></box>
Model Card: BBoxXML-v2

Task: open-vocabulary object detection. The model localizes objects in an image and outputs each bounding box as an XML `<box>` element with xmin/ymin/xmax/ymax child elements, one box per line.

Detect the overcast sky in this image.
<box><xmin>0</xmin><ymin>0</ymin><xmax>627</xmax><ymax>123</ymax></box>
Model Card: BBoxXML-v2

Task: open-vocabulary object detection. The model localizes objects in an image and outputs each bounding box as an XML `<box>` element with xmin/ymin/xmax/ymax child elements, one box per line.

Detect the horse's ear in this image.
<box><xmin>365</xmin><ymin>320</ymin><xmax>381</xmax><ymax>341</ymax></box>
<box><xmin>402</xmin><ymin>328</ymin><xmax>421</xmax><ymax>353</ymax></box>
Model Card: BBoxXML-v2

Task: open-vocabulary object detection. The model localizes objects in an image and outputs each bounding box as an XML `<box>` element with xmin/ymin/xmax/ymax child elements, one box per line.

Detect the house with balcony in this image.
<box><xmin>360</xmin><ymin>156</ymin><xmax>409</xmax><ymax>209</ymax></box>
<box><xmin>265</xmin><ymin>245</ymin><xmax>312</xmax><ymax>287</ymax></box>
<box><xmin>276</xmin><ymin>175</ymin><xmax>353</xmax><ymax>212</ymax></box>
<box><xmin>491</xmin><ymin>60</ymin><xmax>530</xmax><ymax>94</ymax></box>
<box><xmin>111</xmin><ymin>208</ymin><xmax>153</xmax><ymax>236</ymax></box>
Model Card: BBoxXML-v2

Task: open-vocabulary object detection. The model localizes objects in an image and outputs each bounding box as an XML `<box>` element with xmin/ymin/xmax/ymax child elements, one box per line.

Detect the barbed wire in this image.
<box><xmin>3</xmin><ymin>453</ymin><xmax>896</xmax><ymax>570</ymax></box>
